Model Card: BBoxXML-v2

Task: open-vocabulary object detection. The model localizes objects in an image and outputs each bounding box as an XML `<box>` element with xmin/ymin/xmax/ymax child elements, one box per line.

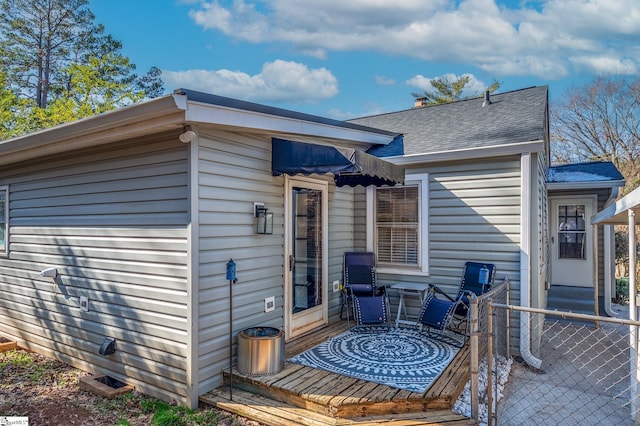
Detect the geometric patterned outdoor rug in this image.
<box><xmin>288</xmin><ymin>325</ymin><xmax>460</xmax><ymax>394</ymax></box>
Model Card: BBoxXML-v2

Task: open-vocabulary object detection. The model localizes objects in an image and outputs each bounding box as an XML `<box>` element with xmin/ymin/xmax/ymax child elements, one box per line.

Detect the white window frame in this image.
<box><xmin>366</xmin><ymin>173</ymin><xmax>429</xmax><ymax>276</ymax></box>
<box><xmin>0</xmin><ymin>186</ymin><xmax>8</xmax><ymax>256</ymax></box>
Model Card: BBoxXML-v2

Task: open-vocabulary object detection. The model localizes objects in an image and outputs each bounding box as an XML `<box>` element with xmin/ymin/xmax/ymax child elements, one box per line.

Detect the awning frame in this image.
<box><xmin>271</xmin><ymin>138</ymin><xmax>404</xmax><ymax>187</ymax></box>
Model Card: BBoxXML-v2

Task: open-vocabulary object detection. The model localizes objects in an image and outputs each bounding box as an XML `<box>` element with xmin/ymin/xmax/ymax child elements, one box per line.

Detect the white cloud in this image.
<box><xmin>162</xmin><ymin>60</ymin><xmax>338</xmax><ymax>102</ymax></box>
<box><xmin>569</xmin><ymin>55</ymin><xmax>638</xmax><ymax>75</ymax></box>
<box><xmin>188</xmin><ymin>0</ymin><xmax>640</xmax><ymax>80</ymax></box>
<box><xmin>189</xmin><ymin>0</ymin><xmax>269</xmax><ymax>43</ymax></box>
<box><xmin>375</xmin><ymin>75</ymin><xmax>396</xmax><ymax>86</ymax></box>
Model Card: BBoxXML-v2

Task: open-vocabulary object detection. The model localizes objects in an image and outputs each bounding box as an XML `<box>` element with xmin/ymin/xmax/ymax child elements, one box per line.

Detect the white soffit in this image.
<box><xmin>184</xmin><ymin>99</ymin><xmax>395</xmax><ymax>145</ymax></box>
<box><xmin>592</xmin><ymin>185</ymin><xmax>640</xmax><ymax>225</ymax></box>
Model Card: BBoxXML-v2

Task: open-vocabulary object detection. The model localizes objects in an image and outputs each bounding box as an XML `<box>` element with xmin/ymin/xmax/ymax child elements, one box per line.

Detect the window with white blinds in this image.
<box><xmin>375</xmin><ymin>185</ymin><xmax>419</xmax><ymax>265</ymax></box>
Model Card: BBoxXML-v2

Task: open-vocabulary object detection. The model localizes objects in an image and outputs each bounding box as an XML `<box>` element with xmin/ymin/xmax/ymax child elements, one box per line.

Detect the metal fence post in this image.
<box><xmin>470</xmin><ymin>294</ymin><xmax>479</xmax><ymax>422</ymax></box>
<box><xmin>506</xmin><ymin>280</ymin><xmax>511</xmax><ymax>359</ymax></box>
<box><xmin>487</xmin><ymin>298</ymin><xmax>494</xmax><ymax>426</ymax></box>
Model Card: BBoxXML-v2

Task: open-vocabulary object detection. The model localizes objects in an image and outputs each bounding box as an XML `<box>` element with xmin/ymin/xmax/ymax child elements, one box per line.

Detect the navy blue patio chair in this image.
<box><xmin>417</xmin><ymin>261</ymin><xmax>496</xmax><ymax>346</ymax></box>
<box><xmin>352</xmin><ymin>290</ymin><xmax>390</xmax><ymax>326</ymax></box>
<box><xmin>340</xmin><ymin>251</ymin><xmax>387</xmax><ymax>326</ymax></box>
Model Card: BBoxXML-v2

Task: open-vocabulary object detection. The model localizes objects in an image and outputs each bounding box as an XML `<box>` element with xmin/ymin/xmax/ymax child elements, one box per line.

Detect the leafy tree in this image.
<box><xmin>61</xmin><ymin>54</ymin><xmax>144</xmax><ymax>117</ymax></box>
<box><xmin>0</xmin><ymin>0</ymin><xmax>98</xmax><ymax>108</ymax></box>
<box><xmin>136</xmin><ymin>66</ymin><xmax>165</xmax><ymax>99</ymax></box>
<box><xmin>551</xmin><ymin>76</ymin><xmax>640</xmax><ymax>191</ymax></box>
<box><xmin>412</xmin><ymin>75</ymin><xmax>501</xmax><ymax>105</ymax></box>
<box><xmin>0</xmin><ymin>67</ymin><xmax>35</xmax><ymax>139</ymax></box>
<box><xmin>0</xmin><ymin>0</ymin><xmax>164</xmax><ymax>138</ymax></box>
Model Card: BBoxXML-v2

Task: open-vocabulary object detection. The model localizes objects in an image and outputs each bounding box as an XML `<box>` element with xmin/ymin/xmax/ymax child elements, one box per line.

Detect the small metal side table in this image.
<box><xmin>390</xmin><ymin>282</ymin><xmax>431</xmax><ymax>326</ymax></box>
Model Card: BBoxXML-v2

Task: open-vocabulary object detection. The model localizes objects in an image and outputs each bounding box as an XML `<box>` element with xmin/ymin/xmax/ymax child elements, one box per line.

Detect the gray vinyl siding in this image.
<box><xmin>353</xmin><ymin>187</ymin><xmax>367</xmax><ymax>251</ymax></box>
<box><xmin>195</xmin><ymin>131</ymin><xmax>358</xmax><ymax>395</ymax></box>
<box><xmin>328</xmin><ymin>185</ymin><xmax>356</xmax><ymax>319</ymax></box>
<box><xmin>373</xmin><ymin>158</ymin><xmax>522</xmax><ymax>318</ymax></box>
<box><xmin>0</xmin><ymin>136</ymin><xmax>190</xmax><ymax>403</ymax></box>
<box><xmin>534</xmin><ymin>152</ymin><xmax>549</xmax><ymax>308</ymax></box>
<box><xmin>423</xmin><ymin>158</ymin><xmax>520</xmax><ymax>289</ymax></box>
<box><xmin>196</xmin><ymin>130</ymin><xmax>285</xmax><ymax>396</ymax></box>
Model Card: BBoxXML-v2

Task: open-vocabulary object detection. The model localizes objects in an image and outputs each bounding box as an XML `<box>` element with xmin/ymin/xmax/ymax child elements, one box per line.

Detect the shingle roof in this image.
<box><xmin>548</xmin><ymin>161</ymin><xmax>624</xmax><ymax>183</ymax></box>
<box><xmin>348</xmin><ymin>86</ymin><xmax>548</xmax><ymax>156</ymax></box>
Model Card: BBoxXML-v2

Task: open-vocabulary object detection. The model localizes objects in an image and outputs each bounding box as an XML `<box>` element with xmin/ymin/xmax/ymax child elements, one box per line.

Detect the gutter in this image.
<box><xmin>176</xmin><ymin>88</ymin><xmax>398</xmax><ymax>145</ymax></box>
<box><xmin>386</xmin><ymin>139</ymin><xmax>545</xmax><ymax>165</ymax></box>
<box><xmin>520</xmin><ymin>154</ymin><xmax>543</xmax><ymax>369</ymax></box>
<box><xmin>183</xmin><ymin>98</ymin><xmax>396</xmax><ymax>146</ymax></box>
<box><xmin>547</xmin><ymin>180</ymin><xmax>626</xmax><ymax>191</ymax></box>
<box><xmin>0</xmin><ymin>94</ymin><xmax>188</xmax><ymax>166</ymax></box>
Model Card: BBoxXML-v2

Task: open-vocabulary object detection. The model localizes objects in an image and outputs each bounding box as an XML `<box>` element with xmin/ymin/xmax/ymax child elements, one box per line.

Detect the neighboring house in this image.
<box><xmin>0</xmin><ymin>86</ymin><xmax>622</xmax><ymax>409</ymax></box>
<box><xmin>547</xmin><ymin>161</ymin><xmax>625</xmax><ymax>317</ymax></box>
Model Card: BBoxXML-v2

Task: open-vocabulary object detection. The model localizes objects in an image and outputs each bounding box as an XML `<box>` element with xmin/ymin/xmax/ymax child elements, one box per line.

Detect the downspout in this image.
<box><xmin>603</xmin><ymin>187</ymin><xmax>621</xmax><ymax>317</ymax></box>
<box><xmin>186</xmin><ymin>128</ymin><xmax>200</xmax><ymax>409</ymax></box>
<box><xmin>520</xmin><ymin>154</ymin><xmax>542</xmax><ymax>369</ymax></box>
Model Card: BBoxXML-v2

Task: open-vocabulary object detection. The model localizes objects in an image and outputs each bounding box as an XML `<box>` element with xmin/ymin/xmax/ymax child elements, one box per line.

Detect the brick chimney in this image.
<box><xmin>414</xmin><ymin>97</ymin><xmax>427</xmax><ymax>108</ymax></box>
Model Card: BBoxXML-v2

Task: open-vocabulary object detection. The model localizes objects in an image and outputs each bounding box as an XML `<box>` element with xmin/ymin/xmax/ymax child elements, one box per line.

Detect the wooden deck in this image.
<box><xmin>200</xmin><ymin>321</ymin><xmax>473</xmax><ymax>426</ymax></box>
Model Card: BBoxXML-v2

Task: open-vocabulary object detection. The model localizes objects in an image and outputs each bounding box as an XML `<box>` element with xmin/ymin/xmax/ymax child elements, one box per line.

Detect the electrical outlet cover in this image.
<box><xmin>332</xmin><ymin>280</ymin><xmax>340</xmax><ymax>292</ymax></box>
<box><xmin>265</xmin><ymin>296</ymin><xmax>275</xmax><ymax>313</ymax></box>
<box><xmin>80</xmin><ymin>296</ymin><xmax>89</xmax><ymax>312</ymax></box>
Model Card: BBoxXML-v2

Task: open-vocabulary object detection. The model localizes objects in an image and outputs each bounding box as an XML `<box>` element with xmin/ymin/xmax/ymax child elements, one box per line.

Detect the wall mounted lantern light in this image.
<box><xmin>255</xmin><ymin>203</ymin><xmax>273</xmax><ymax>234</ymax></box>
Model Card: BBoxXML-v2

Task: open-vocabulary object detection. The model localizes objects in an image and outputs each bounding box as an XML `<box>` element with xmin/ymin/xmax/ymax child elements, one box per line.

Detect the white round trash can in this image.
<box><xmin>237</xmin><ymin>327</ymin><xmax>285</xmax><ymax>375</ymax></box>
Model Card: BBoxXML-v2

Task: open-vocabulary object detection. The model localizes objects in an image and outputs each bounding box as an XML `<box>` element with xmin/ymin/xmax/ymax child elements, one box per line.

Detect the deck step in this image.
<box><xmin>547</xmin><ymin>285</ymin><xmax>595</xmax><ymax>314</ymax></box>
<box><xmin>205</xmin><ymin>321</ymin><xmax>471</xmax><ymax>424</ymax></box>
<box><xmin>201</xmin><ymin>387</ymin><xmax>475</xmax><ymax>426</ymax></box>
<box><xmin>222</xmin><ymin>344</ymin><xmax>469</xmax><ymax>419</ymax></box>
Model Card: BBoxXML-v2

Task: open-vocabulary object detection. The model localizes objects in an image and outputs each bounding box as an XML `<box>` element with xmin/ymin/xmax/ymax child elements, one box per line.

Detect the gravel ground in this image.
<box><xmin>0</xmin><ymin>348</ymin><xmax>261</xmax><ymax>426</ymax></box>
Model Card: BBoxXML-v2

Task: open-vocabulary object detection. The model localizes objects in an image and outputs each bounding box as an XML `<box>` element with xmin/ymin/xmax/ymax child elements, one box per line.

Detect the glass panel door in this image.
<box><xmin>285</xmin><ymin>177</ymin><xmax>328</xmax><ymax>339</ymax></box>
<box><xmin>292</xmin><ymin>187</ymin><xmax>322</xmax><ymax>313</ymax></box>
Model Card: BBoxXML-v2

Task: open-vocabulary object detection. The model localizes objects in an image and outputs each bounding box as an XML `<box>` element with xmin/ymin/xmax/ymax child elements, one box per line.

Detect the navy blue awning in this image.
<box><xmin>271</xmin><ymin>138</ymin><xmax>404</xmax><ymax>187</ymax></box>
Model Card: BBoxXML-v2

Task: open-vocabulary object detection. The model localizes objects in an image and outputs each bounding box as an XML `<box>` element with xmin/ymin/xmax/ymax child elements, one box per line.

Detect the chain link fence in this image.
<box><xmin>462</xmin><ymin>281</ymin><xmax>510</xmax><ymax>423</ymax></box>
<box><xmin>478</xmin><ymin>301</ymin><xmax>640</xmax><ymax>426</ymax></box>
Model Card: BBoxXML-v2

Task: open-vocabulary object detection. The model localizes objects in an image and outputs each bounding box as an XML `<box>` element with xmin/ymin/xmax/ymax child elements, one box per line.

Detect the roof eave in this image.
<box><xmin>184</xmin><ymin>98</ymin><xmax>396</xmax><ymax>145</ymax></box>
<box><xmin>592</xmin><ymin>185</ymin><xmax>640</xmax><ymax>225</ymax></box>
<box><xmin>0</xmin><ymin>91</ymin><xmax>399</xmax><ymax>166</ymax></box>
<box><xmin>386</xmin><ymin>139</ymin><xmax>545</xmax><ymax>165</ymax></box>
<box><xmin>0</xmin><ymin>94</ymin><xmax>188</xmax><ymax>166</ymax></box>
<box><xmin>548</xmin><ymin>180</ymin><xmax>626</xmax><ymax>190</ymax></box>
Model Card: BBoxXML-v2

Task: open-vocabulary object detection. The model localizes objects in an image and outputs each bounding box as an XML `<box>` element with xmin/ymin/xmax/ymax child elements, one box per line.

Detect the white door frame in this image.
<box><xmin>284</xmin><ymin>176</ymin><xmax>328</xmax><ymax>340</ymax></box>
<box><xmin>549</xmin><ymin>195</ymin><xmax>597</xmax><ymax>287</ymax></box>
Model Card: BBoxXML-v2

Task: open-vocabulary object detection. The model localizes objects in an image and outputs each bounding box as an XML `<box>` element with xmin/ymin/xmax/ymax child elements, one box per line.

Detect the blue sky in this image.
<box><xmin>88</xmin><ymin>0</ymin><xmax>639</xmax><ymax>119</ymax></box>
